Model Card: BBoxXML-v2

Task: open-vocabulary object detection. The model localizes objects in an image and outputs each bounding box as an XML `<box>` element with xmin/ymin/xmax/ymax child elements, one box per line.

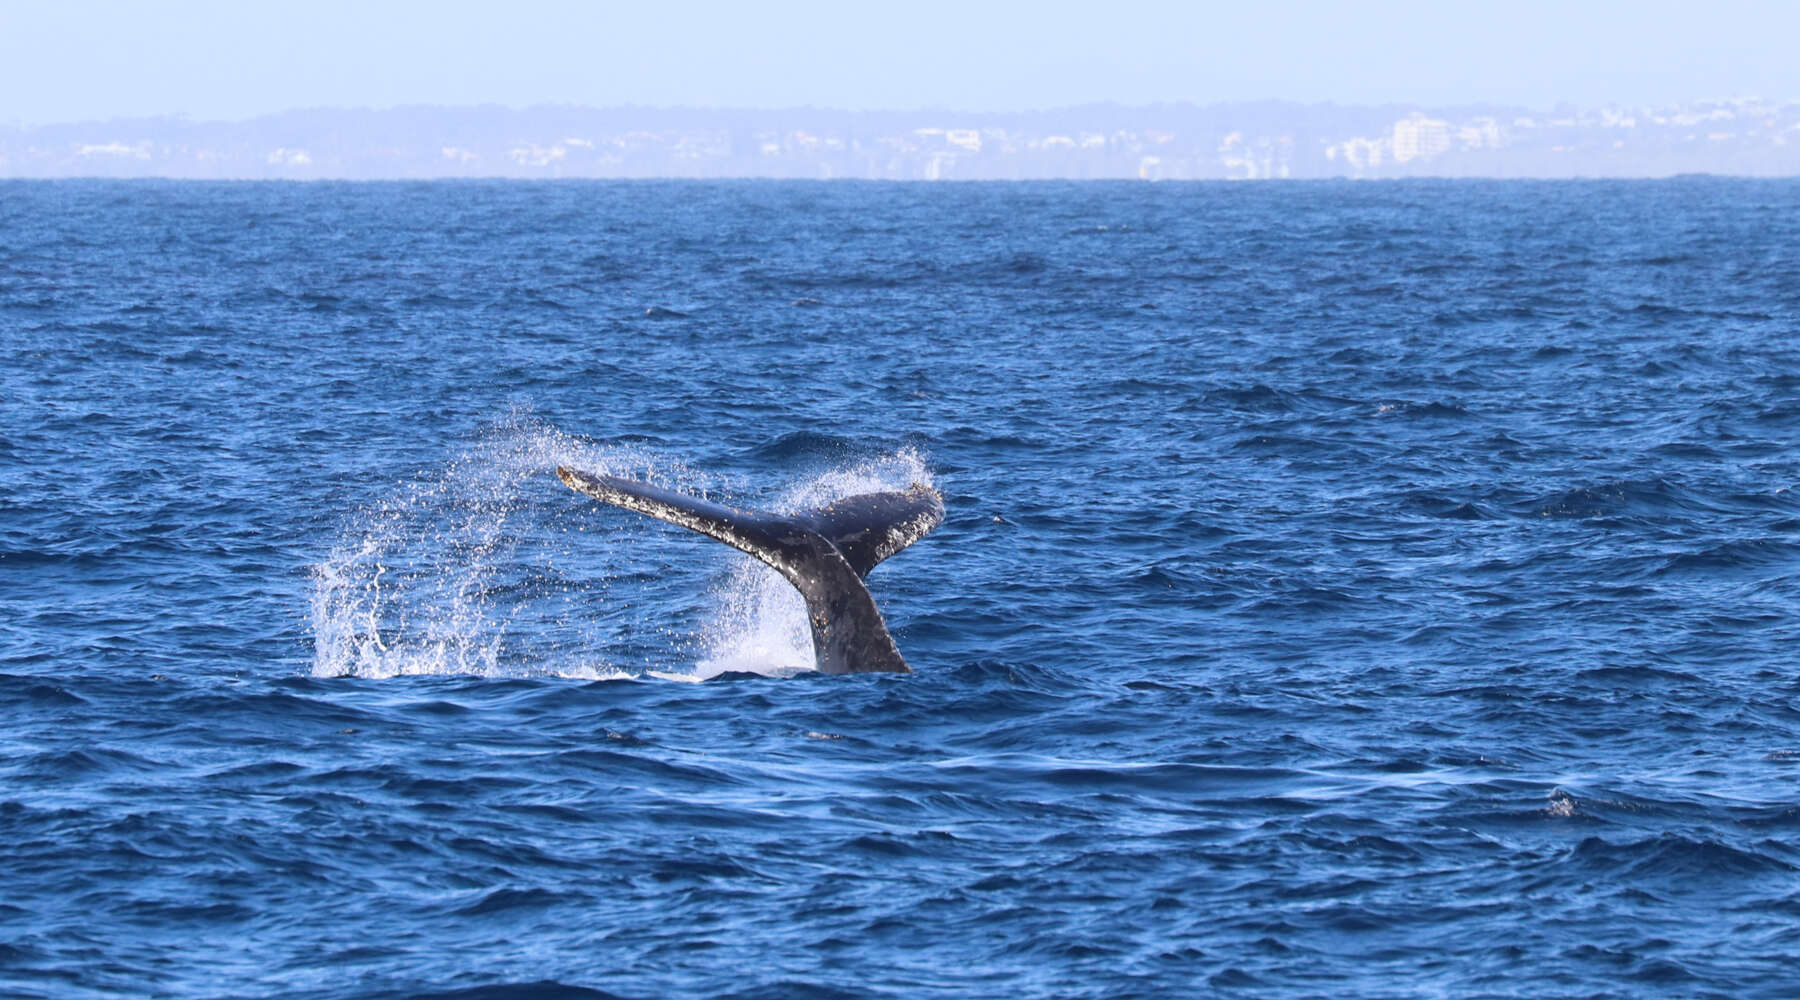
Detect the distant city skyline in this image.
<box><xmin>4</xmin><ymin>1</ymin><xmax>1799</xmax><ymax>126</ymax></box>
<box><xmin>7</xmin><ymin>98</ymin><xmax>1797</xmax><ymax>180</ymax></box>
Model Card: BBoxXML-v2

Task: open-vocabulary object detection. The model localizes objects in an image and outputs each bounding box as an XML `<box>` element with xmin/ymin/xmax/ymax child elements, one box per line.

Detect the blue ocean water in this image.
<box><xmin>4</xmin><ymin>178</ymin><xmax>1800</xmax><ymax>998</ymax></box>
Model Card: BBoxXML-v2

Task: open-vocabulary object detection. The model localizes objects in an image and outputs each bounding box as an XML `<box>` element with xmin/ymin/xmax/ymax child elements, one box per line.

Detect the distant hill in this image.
<box><xmin>5</xmin><ymin>100</ymin><xmax>1797</xmax><ymax>179</ymax></box>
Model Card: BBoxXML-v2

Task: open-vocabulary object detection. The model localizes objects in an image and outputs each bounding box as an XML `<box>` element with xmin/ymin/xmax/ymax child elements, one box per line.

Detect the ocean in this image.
<box><xmin>3</xmin><ymin>178</ymin><xmax>1799</xmax><ymax>998</ymax></box>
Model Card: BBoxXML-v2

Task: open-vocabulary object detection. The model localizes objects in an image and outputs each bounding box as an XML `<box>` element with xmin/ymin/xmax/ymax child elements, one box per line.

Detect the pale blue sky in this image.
<box><xmin>3</xmin><ymin>0</ymin><xmax>1795</xmax><ymax>125</ymax></box>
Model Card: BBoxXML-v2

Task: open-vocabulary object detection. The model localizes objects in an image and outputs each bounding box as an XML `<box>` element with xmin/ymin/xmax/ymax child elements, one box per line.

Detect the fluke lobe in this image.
<box><xmin>556</xmin><ymin>466</ymin><xmax>945</xmax><ymax>674</ymax></box>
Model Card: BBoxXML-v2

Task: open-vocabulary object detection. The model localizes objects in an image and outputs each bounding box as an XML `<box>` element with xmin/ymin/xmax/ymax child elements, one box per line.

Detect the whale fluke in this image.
<box><xmin>555</xmin><ymin>466</ymin><xmax>944</xmax><ymax>675</ymax></box>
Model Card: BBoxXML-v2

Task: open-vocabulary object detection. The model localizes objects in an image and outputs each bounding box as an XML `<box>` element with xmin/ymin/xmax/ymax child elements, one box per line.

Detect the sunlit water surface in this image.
<box><xmin>4</xmin><ymin>179</ymin><xmax>1800</xmax><ymax>998</ymax></box>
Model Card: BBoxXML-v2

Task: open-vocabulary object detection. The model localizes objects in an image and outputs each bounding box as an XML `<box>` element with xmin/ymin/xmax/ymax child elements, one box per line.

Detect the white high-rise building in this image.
<box><xmin>1392</xmin><ymin>114</ymin><xmax>1452</xmax><ymax>163</ymax></box>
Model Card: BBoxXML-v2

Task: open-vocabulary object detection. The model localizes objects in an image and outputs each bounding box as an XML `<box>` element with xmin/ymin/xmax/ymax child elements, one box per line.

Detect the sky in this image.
<box><xmin>3</xmin><ymin>1</ymin><xmax>1797</xmax><ymax>125</ymax></box>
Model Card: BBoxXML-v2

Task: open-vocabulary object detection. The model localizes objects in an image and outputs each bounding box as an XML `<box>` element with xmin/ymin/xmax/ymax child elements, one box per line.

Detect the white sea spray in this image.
<box><xmin>310</xmin><ymin>416</ymin><xmax>931</xmax><ymax>681</ymax></box>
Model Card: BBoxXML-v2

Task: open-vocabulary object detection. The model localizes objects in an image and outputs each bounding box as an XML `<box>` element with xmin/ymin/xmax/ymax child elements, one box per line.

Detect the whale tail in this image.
<box><xmin>555</xmin><ymin>466</ymin><xmax>943</xmax><ymax>675</ymax></box>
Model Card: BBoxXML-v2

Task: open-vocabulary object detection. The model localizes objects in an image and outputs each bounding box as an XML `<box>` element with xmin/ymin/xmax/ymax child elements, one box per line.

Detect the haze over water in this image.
<box><xmin>4</xmin><ymin>178</ymin><xmax>1800</xmax><ymax>997</ymax></box>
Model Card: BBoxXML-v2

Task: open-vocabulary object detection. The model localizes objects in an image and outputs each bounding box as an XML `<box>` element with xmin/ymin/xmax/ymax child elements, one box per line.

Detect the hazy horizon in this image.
<box><xmin>5</xmin><ymin>93</ymin><xmax>1782</xmax><ymax>131</ymax></box>
<box><xmin>9</xmin><ymin>97</ymin><xmax>1797</xmax><ymax>181</ymax></box>
<box><xmin>5</xmin><ymin>1</ymin><xmax>1798</xmax><ymax>127</ymax></box>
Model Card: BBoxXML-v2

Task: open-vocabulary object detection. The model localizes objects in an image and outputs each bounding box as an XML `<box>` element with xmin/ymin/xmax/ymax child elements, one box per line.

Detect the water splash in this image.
<box><xmin>694</xmin><ymin>448</ymin><xmax>934</xmax><ymax>679</ymax></box>
<box><xmin>309</xmin><ymin>415</ymin><xmax>704</xmax><ymax>679</ymax></box>
<box><xmin>310</xmin><ymin>418</ymin><xmax>933</xmax><ymax>681</ymax></box>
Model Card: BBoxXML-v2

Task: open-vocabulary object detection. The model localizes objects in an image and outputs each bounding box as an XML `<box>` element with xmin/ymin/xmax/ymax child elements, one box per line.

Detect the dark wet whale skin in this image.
<box><xmin>557</xmin><ymin>465</ymin><xmax>944</xmax><ymax>673</ymax></box>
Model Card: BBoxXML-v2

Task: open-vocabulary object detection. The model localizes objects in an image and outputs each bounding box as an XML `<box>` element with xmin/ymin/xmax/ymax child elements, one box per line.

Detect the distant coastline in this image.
<box><xmin>5</xmin><ymin>99</ymin><xmax>1797</xmax><ymax>180</ymax></box>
